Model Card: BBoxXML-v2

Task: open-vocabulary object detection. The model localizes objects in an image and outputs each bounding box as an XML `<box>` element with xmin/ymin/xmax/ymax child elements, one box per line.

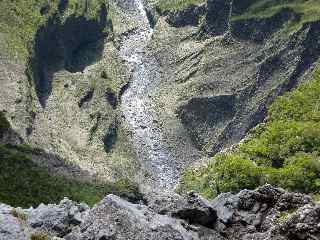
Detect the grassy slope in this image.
<box><xmin>232</xmin><ymin>0</ymin><xmax>320</xmax><ymax>32</ymax></box>
<box><xmin>153</xmin><ymin>0</ymin><xmax>206</xmax><ymax>12</ymax></box>
<box><xmin>179</xmin><ymin>68</ymin><xmax>320</xmax><ymax>199</ymax></box>
<box><xmin>0</xmin><ymin>144</ymin><xmax>141</xmax><ymax>208</ymax></box>
<box><xmin>0</xmin><ymin>0</ymin><xmax>108</xmax><ymax>62</ymax></box>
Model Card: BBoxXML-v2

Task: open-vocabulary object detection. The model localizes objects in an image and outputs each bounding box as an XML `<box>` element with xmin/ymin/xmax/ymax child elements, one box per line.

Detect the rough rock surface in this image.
<box><xmin>27</xmin><ymin>198</ymin><xmax>89</xmax><ymax>237</ymax></box>
<box><xmin>0</xmin><ymin>204</ymin><xmax>29</xmax><ymax>240</ymax></box>
<box><xmin>65</xmin><ymin>195</ymin><xmax>223</xmax><ymax>240</ymax></box>
<box><xmin>211</xmin><ymin>185</ymin><xmax>314</xmax><ymax>239</ymax></box>
<box><xmin>0</xmin><ymin>199</ymin><xmax>88</xmax><ymax>240</ymax></box>
<box><xmin>0</xmin><ymin>185</ymin><xmax>319</xmax><ymax>240</ymax></box>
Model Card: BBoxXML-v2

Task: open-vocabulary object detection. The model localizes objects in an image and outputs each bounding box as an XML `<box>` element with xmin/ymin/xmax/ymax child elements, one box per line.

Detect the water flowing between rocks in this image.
<box><xmin>120</xmin><ymin>0</ymin><xmax>178</xmax><ymax>190</ymax></box>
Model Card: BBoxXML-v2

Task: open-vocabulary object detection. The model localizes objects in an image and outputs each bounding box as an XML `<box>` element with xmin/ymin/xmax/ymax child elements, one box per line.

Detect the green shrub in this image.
<box><xmin>211</xmin><ymin>154</ymin><xmax>262</xmax><ymax>193</ymax></box>
<box><xmin>241</xmin><ymin>121</ymin><xmax>320</xmax><ymax>167</ymax></box>
<box><xmin>269</xmin><ymin>75</ymin><xmax>320</xmax><ymax>122</ymax></box>
<box><xmin>276</xmin><ymin>153</ymin><xmax>320</xmax><ymax>193</ymax></box>
<box><xmin>179</xmin><ymin>153</ymin><xmax>262</xmax><ymax>198</ymax></box>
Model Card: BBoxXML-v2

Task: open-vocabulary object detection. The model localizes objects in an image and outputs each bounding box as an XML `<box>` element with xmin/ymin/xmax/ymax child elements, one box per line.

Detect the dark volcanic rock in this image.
<box><xmin>279</xmin><ymin>204</ymin><xmax>320</xmax><ymax>239</ymax></box>
<box><xmin>171</xmin><ymin>192</ymin><xmax>217</xmax><ymax>228</ymax></box>
<box><xmin>211</xmin><ymin>185</ymin><xmax>314</xmax><ymax>239</ymax></box>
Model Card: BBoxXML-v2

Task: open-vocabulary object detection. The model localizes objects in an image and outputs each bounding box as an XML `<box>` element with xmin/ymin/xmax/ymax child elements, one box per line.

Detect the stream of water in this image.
<box><xmin>120</xmin><ymin>0</ymin><xmax>178</xmax><ymax>189</ymax></box>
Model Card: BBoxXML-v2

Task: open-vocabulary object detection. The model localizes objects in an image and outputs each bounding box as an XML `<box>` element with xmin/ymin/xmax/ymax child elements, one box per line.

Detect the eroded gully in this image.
<box><xmin>120</xmin><ymin>0</ymin><xmax>178</xmax><ymax>190</ymax></box>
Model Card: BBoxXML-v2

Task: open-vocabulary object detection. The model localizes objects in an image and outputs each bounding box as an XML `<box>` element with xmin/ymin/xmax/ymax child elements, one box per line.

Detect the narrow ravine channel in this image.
<box><xmin>120</xmin><ymin>0</ymin><xmax>178</xmax><ymax>190</ymax></box>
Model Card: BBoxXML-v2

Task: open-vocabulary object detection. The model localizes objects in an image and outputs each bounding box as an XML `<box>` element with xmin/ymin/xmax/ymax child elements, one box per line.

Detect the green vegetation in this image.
<box><xmin>232</xmin><ymin>0</ymin><xmax>320</xmax><ymax>33</ymax></box>
<box><xmin>0</xmin><ymin>0</ymin><xmax>52</xmax><ymax>61</ymax></box>
<box><xmin>0</xmin><ymin>144</ymin><xmax>142</xmax><ymax>208</ymax></box>
<box><xmin>0</xmin><ymin>0</ymin><xmax>108</xmax><ymax>61</ymax></box>
<box><xmin>179</xmin><ymin>68</ymin><xmax>320</xmax><ymax>199</ymax></box>
<box><xmin>154</xmin><ymin>0</ymin><xmax>206</xmax><ymax>12</ymax></box>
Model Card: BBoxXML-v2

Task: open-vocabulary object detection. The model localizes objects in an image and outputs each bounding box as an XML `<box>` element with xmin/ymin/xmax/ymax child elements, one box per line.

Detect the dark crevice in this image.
<box><xmin>119</xmin><ymin>82</ymin><xmax>131</xmax><ymax>102</ymax></box>
<box><xmin>172</xmin><ymin>208</ymin><xmax>217</xmax><ymax>229</ymax></box>
<box><xmin>29</xmin><ymin>1</ymin><xmax>111</xmax><ymax>107</ymax></box>
<box><xmin>78</xmin><ymin>88</ymin><xmax>94</xmax><ymax>108</ymax></box>
<box><xmin>40</xmin><ymin>4</ymin><xmax>50</xmax><ymax>15</ymax></box>
<box><xmin>89</xmin><ymin>112</ymin><xmax>102</xmax><ymax>141</ymax></box>
<box><xmin>145</xmin><ymin>7</ymin><xmax>157</xmax><ymax>29</ymax></box>
<box><xmin>105</xmin><ymin>88</ymin><xmax>118</xmax><ymax>109</ymax></box>
<box><xmin>103</xmin><ymin>120</ymin><xmax>119</xmax><ymax>153</ymax></box>
<box><xmin>202</xmin><ymin>0</ymin><xmax>232</xmax><ymax>36</ymax></box>
<box><xmin>0</xmin><ymin>112</ymin><xmax>10</xmax><ymax>139</ymax></box>
<box><xmin>165</xmin><ymin>4</ymin><xmax>206</xmax><ymax>28</ymax></box>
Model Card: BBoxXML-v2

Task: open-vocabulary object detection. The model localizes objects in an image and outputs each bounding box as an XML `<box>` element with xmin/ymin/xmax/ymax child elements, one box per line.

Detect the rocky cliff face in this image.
<box><xmin>1</xmin><ymin>185</ymin><xmax>319</xmax><ymax>240</ymax></box>
<box><xmin>147</xmin><ymin>0</ymin><xmax>320</xmax><ymax>162</ymax></box>
<box><xmin>0</xmin><ymin>0</ymin><xmax>140</xmax><ymax>184</ymax></box>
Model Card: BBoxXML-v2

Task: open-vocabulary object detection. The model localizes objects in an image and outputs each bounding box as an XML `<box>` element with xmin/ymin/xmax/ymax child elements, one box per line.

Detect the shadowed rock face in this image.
<box><xmin>203</xmin><ymin>0</ymin><xmax>233</xmax><ymax>35</ymax></box>
<box><xmin>103</xmin><ymin>119</ymin><xmax>118</xmax><ymax>153</ymax></box>
<box><xmin>0</xmin><ymin>112</ymin><xmax>23</xmax><ymax>145</ymax></box>
<box><xmin>1</xmin><ymin>186</ymin><xmax>318</xmax><ymax>240</ymax></box>
<box><xmin>231</xmin><ymin>8</ymin><xmax>301</xmax><ymax>42</ymax></box>
<box><xmin>166</xmin><ymin>4</ymin><xmax>206</xmax><ymax>28</ymax></box>
<box><xmin>177</xmin><ymin>95</ymin><xmax>236</xmax><ymax>150</ymax></box>
<box><xmin>30</xmin><ymin>3</ymin><xmax>110</xmax><ymax>107</ymax></box>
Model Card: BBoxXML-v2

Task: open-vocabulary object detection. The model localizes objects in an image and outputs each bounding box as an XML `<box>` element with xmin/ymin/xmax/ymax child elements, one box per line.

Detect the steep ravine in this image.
<box><xmin>120</xmin><ymin>0</ymin><xmax>179</xmax><ymax>189</ymax></box>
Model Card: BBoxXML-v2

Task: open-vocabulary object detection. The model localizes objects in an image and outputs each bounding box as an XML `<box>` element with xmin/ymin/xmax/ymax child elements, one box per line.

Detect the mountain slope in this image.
<box><xmin>0</xmin><ymin>0</ymin><xmax>319</xmax><ymax>197</ymax></box>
